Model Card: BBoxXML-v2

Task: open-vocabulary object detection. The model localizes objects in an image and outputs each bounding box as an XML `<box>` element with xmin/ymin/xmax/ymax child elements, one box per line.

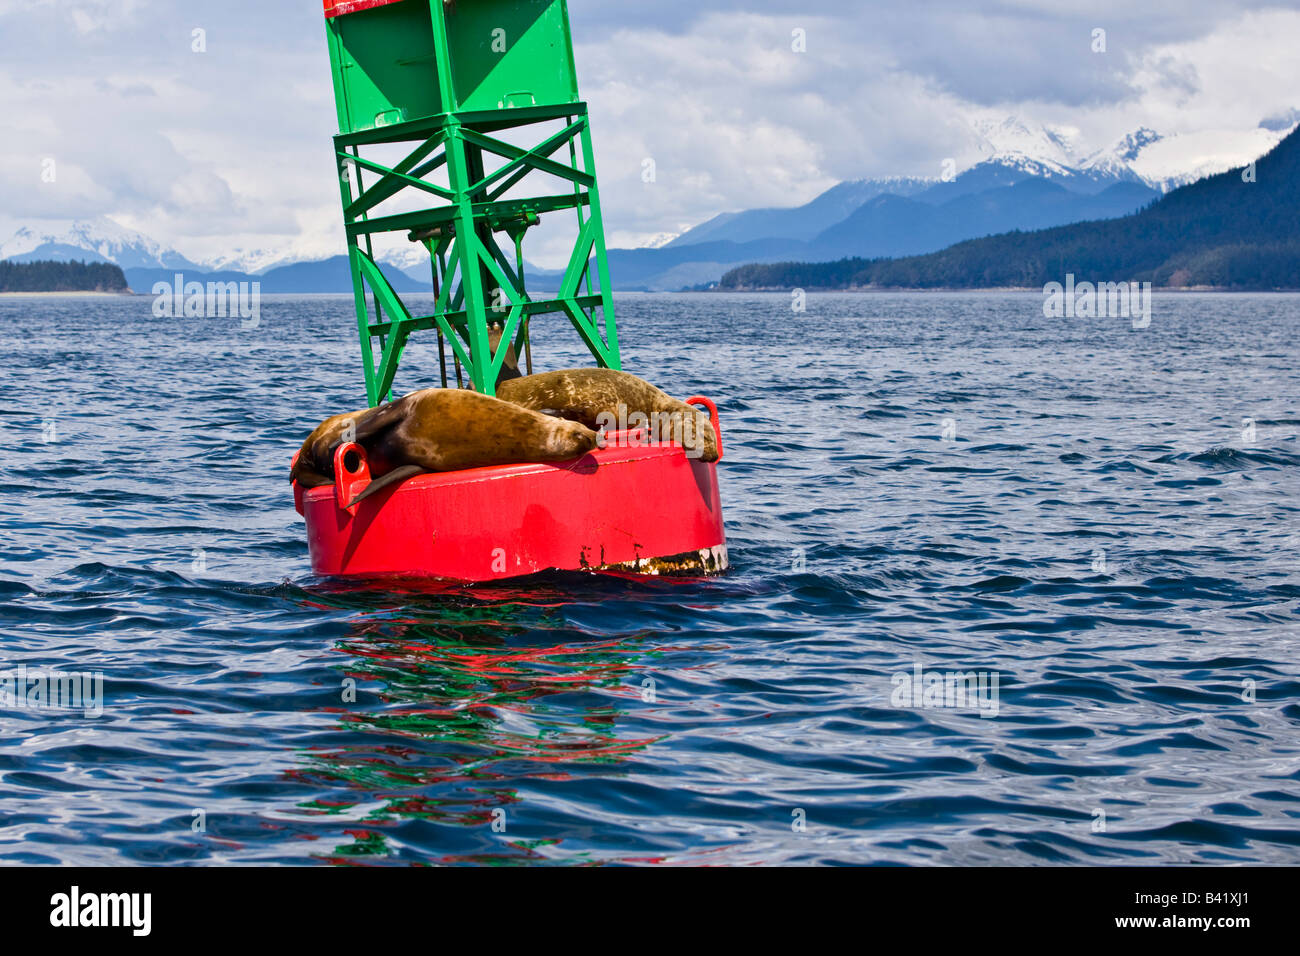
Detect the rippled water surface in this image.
<box><xmin>1</xmin><ymin>291</ymin><xmax>1298</xmax><ymax>865</ymax></box>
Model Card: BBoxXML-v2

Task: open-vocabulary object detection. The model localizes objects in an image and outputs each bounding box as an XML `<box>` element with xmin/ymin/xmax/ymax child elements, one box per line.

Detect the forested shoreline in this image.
<box><xmin>0</xmin><ymin>259</ymin><xmax>130</xmax><ymax>293</ymax></box>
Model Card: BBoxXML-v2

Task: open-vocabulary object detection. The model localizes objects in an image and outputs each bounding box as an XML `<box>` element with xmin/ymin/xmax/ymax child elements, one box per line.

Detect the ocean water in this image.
<box><xmin>1</xmin><ymin>291</ymin><xmax>1298</xmax><ymax>866</ymax></box>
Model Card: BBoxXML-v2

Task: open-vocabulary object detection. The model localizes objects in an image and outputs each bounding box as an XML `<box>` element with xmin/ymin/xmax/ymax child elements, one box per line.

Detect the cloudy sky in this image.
<box><xmin>1</xmin><ymin>0</ymin><xmax>1297</xmax><ymax>268</ymax></box>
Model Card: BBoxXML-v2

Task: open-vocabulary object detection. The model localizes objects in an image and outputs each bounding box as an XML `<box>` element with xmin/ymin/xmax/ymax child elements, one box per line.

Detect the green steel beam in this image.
<box><xmin>342</xmin><ymin>137</ymin><xmax>453</xmax><ymax>219</ymax></box>
<box><xmin>346</xmin><ymin>193</ymin><xmax>588</xmax><ymax>239</ymax></box>
<box><xmin>460</xmin><ymin>125</ymin><xmax>594</xmax><ymax>193</ymax></box>
<box><xmin>366</xmin><ymin>294</ymin><xmax>604</xmax><ymax>337</ymax></box>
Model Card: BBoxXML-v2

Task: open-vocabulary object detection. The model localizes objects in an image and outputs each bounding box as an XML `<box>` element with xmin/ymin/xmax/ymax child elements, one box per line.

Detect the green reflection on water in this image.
<box><xmin>289</xmin><ymin>583</ymin><xmax>669</xmax><ymax>864</ymax></box>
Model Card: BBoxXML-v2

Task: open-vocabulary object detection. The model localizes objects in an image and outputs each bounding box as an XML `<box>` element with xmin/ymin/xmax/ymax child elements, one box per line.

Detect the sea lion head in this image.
<box><xmin>545</xmin><ymin>417</ymin><xmax>600</xmax><ymax>459</ymax></box>
<box><xmin>290</xmin><ymin>412</ymin><xmax>359</xmax><ymax>488</ymax></box>
<box><xmin>290</xmin><ymin>398</ymin><xmax>412</xmax><ymax>487</ymax></box>
<box><xmin>498</xmin><ymin>369</ymin><xmax>721</xmax><ymax>463</ymax></box>
<box><xmin>488</xmin><ymin>323</ymin><xmax>523</xmax><ymax>386</ymax></box>
<box><xmin>677</xmin><ymin>407</ymin><xmax>720</xmax><ymax>463</ymax></box>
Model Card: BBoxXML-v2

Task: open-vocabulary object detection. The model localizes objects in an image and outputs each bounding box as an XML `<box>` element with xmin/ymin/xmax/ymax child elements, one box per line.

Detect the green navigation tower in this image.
<box><xmin>322</xmin><ymin>0</ymin><xmax>620</xmax><ymax>405</ymax></box>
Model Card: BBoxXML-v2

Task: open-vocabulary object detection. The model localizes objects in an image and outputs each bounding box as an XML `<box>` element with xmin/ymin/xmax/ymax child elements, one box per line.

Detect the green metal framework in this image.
<box><xmin>324</xmin><ymin>0</ymin><xmax>620</xmax><ymax>405</ymax></box>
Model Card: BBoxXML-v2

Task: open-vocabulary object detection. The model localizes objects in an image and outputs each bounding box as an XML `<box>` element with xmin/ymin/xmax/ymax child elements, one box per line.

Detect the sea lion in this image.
<box><xmin>488</xmin><ymin>323</ymin><xmax>524</xmax><ymax>386</ymax></box>
<box><xmin>497</xmin><ymin>368</ymin><xmax>719</xmax><ymax>462</ymax></box>
<box><xmin>290</xmin><ymin>388</ymin><xmax>599</xmax><ymax>506</ymax></box>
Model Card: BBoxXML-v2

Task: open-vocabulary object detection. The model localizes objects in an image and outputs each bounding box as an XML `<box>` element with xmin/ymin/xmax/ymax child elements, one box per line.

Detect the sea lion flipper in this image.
<box><xmin>352</xmin><ymin>398</ymin><xmax>413</xmax><ymax>442</ymax></box>
<box><xmin>346</xmin><ymin>464</ymin><xmax>426</xmax><ymax>509</ymax></box>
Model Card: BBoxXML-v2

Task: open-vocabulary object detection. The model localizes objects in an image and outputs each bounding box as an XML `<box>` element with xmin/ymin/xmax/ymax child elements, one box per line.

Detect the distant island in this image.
<box><xmin>0</xmin><ymin>259</ymin><xmax>130</xmax><ymax>294</ymax></box>
<box><xmin>720</xmin><ymin>127</ymin><xmax>1300</xmax><ymax>292</ymax></box>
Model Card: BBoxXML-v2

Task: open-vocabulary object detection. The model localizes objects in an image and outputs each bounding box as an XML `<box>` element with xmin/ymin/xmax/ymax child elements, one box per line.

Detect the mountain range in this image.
<box><xmin>2</xmin><ymin>117</ymin><xmax>1291</xmax><ymax>293</ymax></box>
<box><xmin>719</xmin><ymin>125</ymin><xmax>1300</xmax><ymax>291</ymax></box>
<box><xmin>604</xmin><ymin>177</ymin><xmax>1159</xmax><ymax>291</ymax></box>
<box><xmin>615</xmin><ymin>121</ymin><xmax>1294</xmax><ymax>290</ymax></box>
<box><xmin>0</xmin><ymin>219</ymin><xmax>436</xmax><ymax>295</ymax></box>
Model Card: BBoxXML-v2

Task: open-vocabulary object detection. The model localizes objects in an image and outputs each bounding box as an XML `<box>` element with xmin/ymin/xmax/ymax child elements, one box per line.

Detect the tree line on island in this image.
<box><xmin>0</xmin><ymin>259</ymin><xmax>129</xmax><ymax>293</ymax></box>
<box><xmin>720</xmin><ymin>127</ymin><xmax>1300</xmax><ymax>292</ymax></box>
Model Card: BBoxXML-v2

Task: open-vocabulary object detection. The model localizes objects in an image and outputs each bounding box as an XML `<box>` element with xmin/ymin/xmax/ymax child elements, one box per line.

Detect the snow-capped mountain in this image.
<box><xmin>1079</xmin><ymin>128</ymin><xmax>1163</xmax><ymax>182</ymax></box>
<box><xmin>0</xmin><ymin>217</ymin><xmax>202</xmax><ymax>271</ymax></box>
<box><xmin>203</xmin><ymin>248</ymin><xmax>329</xmax><ymax>275</ymax></box>
<box><xmin>666</xmin><ymin>176</ymin><xmax>936</xmax><ymax>249</ymax></box>
<box><xmin>1128</xmin><ymin>125</ymin><xmax>1297</xmax><ymax>191</ymax></box>
<box><xmin>970</xmin><ymin>116</ymin><xmax>1294</xmax><ymax>194</ymax></box>
<box><xmin>639</xmin><ymin>232</ymin><xmax>680</xmax><ymax>250</ymax></box>
<box><xmin>0</xmin><ymin>216</ymin><xmax>402</xmax><ymax>277</ymax></box>
<box><xmin>966</xmin><ymin>118</ymin><xmax>1165</xmax><ymax>193</ymax></box>
<box><xmin>971</xmin><ymin>116</ymin><xmax>1080</xmax><ymax>179</ymax></box>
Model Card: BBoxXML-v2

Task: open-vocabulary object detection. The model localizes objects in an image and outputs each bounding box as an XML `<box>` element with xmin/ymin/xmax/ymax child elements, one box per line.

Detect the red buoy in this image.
<box><xmin>293</xmin><ymin>397</ymin><xmax>728</xmax><ymax>581</ymax></box>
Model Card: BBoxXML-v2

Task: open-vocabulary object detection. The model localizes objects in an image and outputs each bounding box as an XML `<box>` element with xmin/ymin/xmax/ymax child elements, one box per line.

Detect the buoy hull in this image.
<box><xmin>293</xmin><ymin>399</ymin><xmax>728</xmax><ymax>582</ymax></box>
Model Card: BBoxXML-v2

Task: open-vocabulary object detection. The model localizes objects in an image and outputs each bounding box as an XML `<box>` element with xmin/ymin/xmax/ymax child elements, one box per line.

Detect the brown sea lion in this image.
<box><xmin>497</xmin><ymin>368</ymin><xmax>719</xmax><ymax>462</ymax></box>
<box><xmin>290</xmin><ymin>388</ymin><xmax>599</xmax><ymax>506</ymax></box>
<box><xmin>488</xmin><ymin>322</ymin><xmax>524</xmax><ymax>386</ymax></box>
